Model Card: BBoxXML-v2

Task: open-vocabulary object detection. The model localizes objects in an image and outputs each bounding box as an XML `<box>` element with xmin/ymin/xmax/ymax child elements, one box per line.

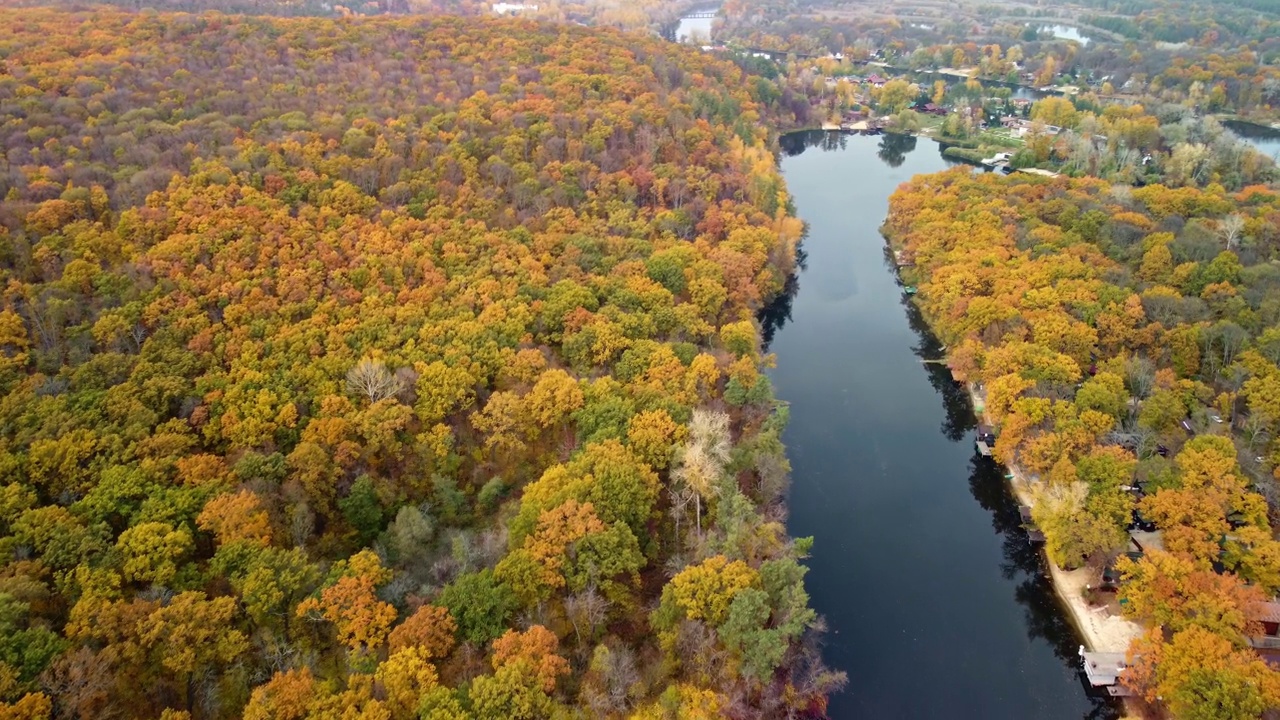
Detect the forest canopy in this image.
<box><xmin>0</xmin><ymin>8</ymin><xmax>839</xmax><ymax>719</ymax></box>
<box><xmin>887</xmin><ymin>170</ymin><xmax>1280</xmax><ymax>718</ymax></box>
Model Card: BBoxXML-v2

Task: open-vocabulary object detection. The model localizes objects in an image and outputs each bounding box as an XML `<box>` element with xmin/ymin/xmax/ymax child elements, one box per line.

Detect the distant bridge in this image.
<box><xmin>682</xmin><ymin>10</ymin><xmax>718</xmax><ymax>18</ymax></box>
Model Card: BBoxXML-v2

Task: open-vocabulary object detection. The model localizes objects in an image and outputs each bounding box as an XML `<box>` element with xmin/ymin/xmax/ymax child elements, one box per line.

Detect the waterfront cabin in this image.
<box><xmin>1018</xmin><ymin>505</ymin><xmax>1045</xmax><ymax>543</ymax></box>
<box><xmin>913</xmin><ymin>102</ymin><xmax>948</xmax><ymax>116</ymax></box>
<box><xmin>975</xmin><ymin>424</ymin><xmax>996</xmax><ymax>457</ymax></box>
<box><xmin>1248</xmin><ymin>603</ymin><xmax>1280</xmax><ymax>650</ymax></box>
<box><xmin>1101</xmin><ymin>552</ymin><xmax>1142</xmax><ymax>590</ymax></box>
<box><xmin>1079</xmin><ymin>648</ymin><xmax>1135</xmax><ymax>696</ymax></box>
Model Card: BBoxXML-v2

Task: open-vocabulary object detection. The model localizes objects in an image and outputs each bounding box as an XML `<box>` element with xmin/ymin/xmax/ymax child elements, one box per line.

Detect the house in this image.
<box><xmin>976</xmin><ymin>423</ymin><xmax>997</xmax><ymax>444</ymax></box>
<box><xmin>1249</xmin><ymin>603</ymin><xmax>1280</xmax><ymax>650</ymax></box>
<box><xmin>1079</xmin><ymin>648</ymin><xmax>1135</xmax><ymax>696</ymax></box>
<box><xmin>866</xmin><ymin>74</ymin><xmax>887</xmax><ymax>87</ymax></box>
<box><xmin>1101</xmin><ymin>551</ymin><xmax>1143</xmax><ymax>590</ymax></box>
<box><xmin>1002</xmin><ymin>117</ymin><xmax>1032</xmax><ymax>138</ymax></box>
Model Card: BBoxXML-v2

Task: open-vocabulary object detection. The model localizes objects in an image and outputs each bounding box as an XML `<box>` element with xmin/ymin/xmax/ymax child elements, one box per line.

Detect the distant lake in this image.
<box><xmin>1039</xmin><ymin>24</ymin><xmax>1092</xmax><ymax>45</ymax></box>
<box><xmin>673</xmin><ymin>4</ymin><xmax>718</xmax><ymax>43</ymax></box>
<box><xmin>1224</xmin><ymin>119</ymin><xmax>1280</xmax><ymax>160</ymax></box>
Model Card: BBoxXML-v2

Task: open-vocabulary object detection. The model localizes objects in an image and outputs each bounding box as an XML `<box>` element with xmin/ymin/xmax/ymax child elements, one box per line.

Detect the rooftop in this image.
<box><xmin>1130</xmin><ymin>530</ymin><xmax>1164</xmax><ymax>553</ymax></box>
<box><xmin>1252</xmin><ymin>601</ymin><xmax>1280</xmax><ymax>625</ymax></box>
<box><xmin>1080</xmin><ymin>649</ymin><xmax>1128</xmax><ymax>687</ymax></box>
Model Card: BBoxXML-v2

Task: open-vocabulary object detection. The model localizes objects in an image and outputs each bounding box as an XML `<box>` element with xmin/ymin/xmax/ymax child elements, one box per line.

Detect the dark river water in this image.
<box><xmin>765</xmin><ymin>130</ymin><xmax>1120</xmax><ymax>719</ymax></box>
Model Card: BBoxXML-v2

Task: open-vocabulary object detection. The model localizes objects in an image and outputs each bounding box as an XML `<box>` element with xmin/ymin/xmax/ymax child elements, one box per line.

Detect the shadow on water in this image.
<box><xmin>968</xmin><ymin>450</ymin><xmax>1123</xmax><ymax>720</ymax></box>
<box><xmin>902</xmin><ymin>294</ymin><xmax>1121</xmax><ymax>720</ymax></box>
<box><xmin>899</xmin><ymin>293</ymin><xmax>974</xmax><ymax>443</ymax></box>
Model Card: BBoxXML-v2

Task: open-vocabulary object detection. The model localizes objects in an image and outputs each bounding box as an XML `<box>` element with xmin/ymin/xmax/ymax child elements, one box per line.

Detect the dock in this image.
<box><xmin>1016</xmin><ymin>167</ymin><xmax>1061</xmax><ymax>178</ymax></box>
<box><xmin>980</xmin><ymin>152</ymin><xmax>1012</xmax><ymax>167</ymax></box>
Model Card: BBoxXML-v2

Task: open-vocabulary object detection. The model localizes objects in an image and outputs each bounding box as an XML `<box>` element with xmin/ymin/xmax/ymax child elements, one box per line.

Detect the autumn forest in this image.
<box><xmin>10</xmin><ymin>0</ymin><xmax>1280</xmax><ymax>715</ymax></box>
<box><xmin>0</xmin><ymin>8</ymin><xmax>841</xmax><ymax>719</ymax></box>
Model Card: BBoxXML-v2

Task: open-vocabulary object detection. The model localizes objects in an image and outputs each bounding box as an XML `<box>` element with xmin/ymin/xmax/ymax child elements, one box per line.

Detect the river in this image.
<box><xmin>763</xmin><ymin>130</ymin><xmax>1120</xmax><ymax>719</ymax></box>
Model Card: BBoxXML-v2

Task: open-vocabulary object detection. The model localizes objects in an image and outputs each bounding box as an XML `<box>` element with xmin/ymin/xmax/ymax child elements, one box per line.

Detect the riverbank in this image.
<box><xmin>969</xmin><ymin>385</ymin><xmax>1147</xmax><ymax>716</ymax></box>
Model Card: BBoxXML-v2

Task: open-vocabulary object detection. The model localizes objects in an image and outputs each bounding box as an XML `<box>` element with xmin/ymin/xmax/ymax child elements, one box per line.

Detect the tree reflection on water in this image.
<box><xmin>905</xmin><ymin>299</ymin><xmax>1122</xmax><ymax>720</ymax></box>
<box><xmin>876</xmin><ymin>132</ymin><xmax>917</xmax><ymax>168</ymax></box>
<box><xmin>757</xmin><ymin>243</ymin><xmax>806</xmax><ymax>352</ymax></box>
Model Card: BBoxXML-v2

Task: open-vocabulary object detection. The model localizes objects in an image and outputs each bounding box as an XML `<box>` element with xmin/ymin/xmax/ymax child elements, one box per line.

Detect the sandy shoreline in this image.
<box><xmin>969</xmin><ymin>387</ymin><xmax>1147</xmax><ymax>717</ymax></box>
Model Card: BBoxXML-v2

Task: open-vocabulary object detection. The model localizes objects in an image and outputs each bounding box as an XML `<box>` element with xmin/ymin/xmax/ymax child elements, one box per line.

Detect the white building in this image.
<box><xmin>492</xmin><ymin>2</ymin><xmax>538</xmax><ymax>14</ymax></box>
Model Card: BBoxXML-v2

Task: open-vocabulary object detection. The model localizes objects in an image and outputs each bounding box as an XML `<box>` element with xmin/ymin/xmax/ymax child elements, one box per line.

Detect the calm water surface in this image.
<box><xmin>671</xmin><ymin>4</ymin><xmax>717</xmax><ymax>43</ymax></box>
<box><xmin>1039</xmin><ymin>24</ymin><xmax>1093</xmax><ymax>44</ymax></box>
<box><xmin>765</xmin><ymin>130</ymin><xmax>1119</xmax><ymax>719</ymax></box>
<box><xmin>1224</xmin><ymin>119</ymin><xmax>1280</xmax><ymax>160</ymax></box>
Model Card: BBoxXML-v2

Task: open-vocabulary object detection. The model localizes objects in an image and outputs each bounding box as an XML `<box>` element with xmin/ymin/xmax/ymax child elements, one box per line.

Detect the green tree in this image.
<box><xmin>437</xmin><ymin>569</ymin><xmax>517</xmax><ymax>646</ymax></box>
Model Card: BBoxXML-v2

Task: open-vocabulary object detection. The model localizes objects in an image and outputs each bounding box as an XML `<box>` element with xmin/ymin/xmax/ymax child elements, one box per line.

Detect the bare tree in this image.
<box><xmin>1218</xmin><ymin>213</ymin><xmax>1246</xmax><ymax>250</ymax></box>
<box><xmin>582</xmin><ymin>642</ymin><xmax>640</xmax><ymax>717</ymax></box>
<box><xmin>1124</xmin><ymin>355</ymin><xmax>1156</xmax><ymax>400</ymax></box>
<box><xmin>671</xmin><ymin>409</ymin><xmax>732</xmax><ymax>536</ymax></box>
<box><xmin>1109</xmin><ymin>183</ymin><xmax>1133</xmax><ymax>206</ymax></box>
<box><xmin>1243</xmin><ymin>413</ymin><xmax>1272</xmax><ymax>452</ymax></box>
<box><xmin>564</xmin><ymin>586</ymin><xmax>608</xmax><ymax>645</ymax></box>
<box><xmin>346</xmin><ymin>357</ymin><xmax>403</xmax><ymax>402</ymax></box>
